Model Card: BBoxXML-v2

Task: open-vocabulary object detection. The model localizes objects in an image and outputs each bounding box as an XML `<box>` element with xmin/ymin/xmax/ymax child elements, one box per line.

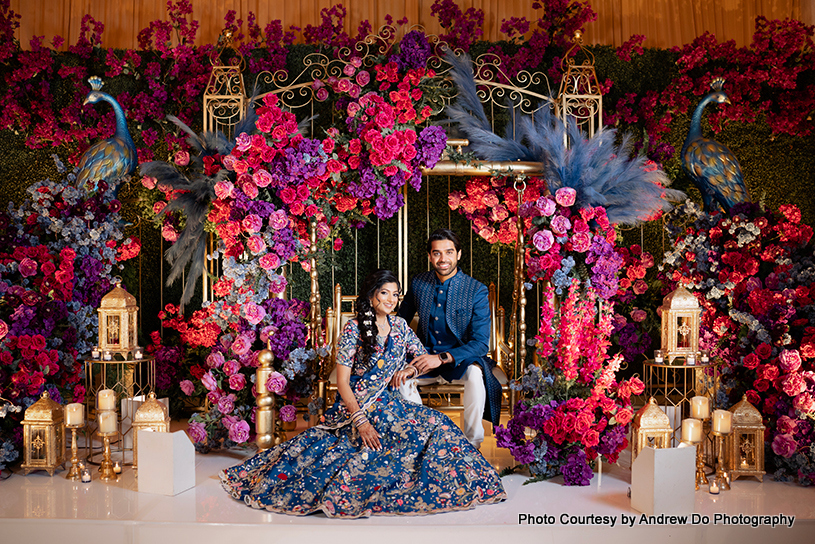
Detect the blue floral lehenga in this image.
<box><xmin>219</xmin><ymin>316</ymin><xmax>506</xmax><ymax>517</ymax></box>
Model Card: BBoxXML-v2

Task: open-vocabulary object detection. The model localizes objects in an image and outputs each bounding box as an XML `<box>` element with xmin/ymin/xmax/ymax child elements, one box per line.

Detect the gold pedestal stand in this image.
<box><xmin>711</xmin><ymin>430</ymin><xmax>731</xmax><ymax>491</ymax></box>
<box><xmin>695</xmin><ymin>441</ymin><xmax>709</xmax><ymax>489</ymax></box>
<box><xmin>98</xmin><ymin>431</ymin><xmax>118</xmax><ymax>481</ymax></box>
<box><xmin>65</xmin><ymin>424</ymin><xmax>83</xmax><ymax>481</ymax></box>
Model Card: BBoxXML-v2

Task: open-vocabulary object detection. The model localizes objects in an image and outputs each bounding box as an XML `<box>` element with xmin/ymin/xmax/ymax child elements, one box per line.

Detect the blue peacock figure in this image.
<box><xmin>76</xmin><ymin>76</ymin><xmax>138</xmax><ymax>193</ymax></box>
<box><xmin>681</xmin><ymin>77</ymin><xmax>750</xmax><ymax>213</ymax></box>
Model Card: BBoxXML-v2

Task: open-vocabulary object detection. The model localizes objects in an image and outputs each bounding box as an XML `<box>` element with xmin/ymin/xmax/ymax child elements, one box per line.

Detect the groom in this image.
<box><xmin>398</xmin><ymin>228</ymin><xmax>502</xmax><ymax>448</ymax></box>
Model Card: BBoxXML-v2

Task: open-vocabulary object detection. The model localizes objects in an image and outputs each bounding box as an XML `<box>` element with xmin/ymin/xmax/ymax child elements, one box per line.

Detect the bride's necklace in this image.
<box><xmin>376</xmin><ymin>318</ymin><xmax>390</xmax><ymax>339</ymax></box>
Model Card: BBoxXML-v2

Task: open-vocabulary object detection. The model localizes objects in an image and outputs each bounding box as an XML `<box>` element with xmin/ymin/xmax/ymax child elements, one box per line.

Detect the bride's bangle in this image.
<box><xmin>406</xmin><ymin>366</ymin><xmax>418</xmax><ymax>378</ymax></box>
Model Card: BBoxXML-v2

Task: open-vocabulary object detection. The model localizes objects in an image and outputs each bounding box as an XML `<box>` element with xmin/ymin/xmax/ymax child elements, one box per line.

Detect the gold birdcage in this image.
<box><xmin>21</xmin><ymin>391</ymin><xmax>65</xmax><ymax>476</ymax></box>
<box><xmin>98</xmin><ymin>279</ymin><xmax>139</xmax><ymax>358</ymax></box>
<box><xmin>657</xmin><ymin>286</ymin><xmax>702</xmax><ymax>364</ymax></box>
<box><xmin>725</xmin><ymin>395</ymin><xmax>765</xmax><ymax>482</ymax></box>
<box><xmin>631</xmin><ymin>397</ymin><xmax>673</xmax><ymax>463</ymax></box>
<box><xmin>131</xmin><ymin>392</ymin><xmax>170</xmax><ymax>469</ymax></box>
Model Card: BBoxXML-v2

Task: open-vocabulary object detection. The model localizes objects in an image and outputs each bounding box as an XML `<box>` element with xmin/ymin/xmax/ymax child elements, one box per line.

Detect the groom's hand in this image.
<box><xmin>411</xmin><ymin>353</ymin><xmax>443</xmax><ymax>374</ymax></box>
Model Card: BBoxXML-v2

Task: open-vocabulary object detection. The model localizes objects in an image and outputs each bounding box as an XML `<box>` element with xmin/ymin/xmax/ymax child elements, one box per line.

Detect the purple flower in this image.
<box><xmin>561</xmin><ymin>449</ymin><xmax>594</xmax><ymax>486</ymax></box>
<box><xmin>771</xmin><ymin>433</ymin><xmax>798</xmax><ymax>458</ymax></box>
<box><xmin>228</xmin><ymin>373</ymin><xmax>246</xmax><ymax>391</ymax></box>
<box><xmin>536</xmin><ymin>197</ymin><xmax>556</xmax><ymax>217</ymax></box>
<box><xmin>266</xmin><ymin>371</ymin><xmax>288</xmax><ymax>395</ymax></box>
<box><xmin>188</xmin><ymin>421</ymin><xmax>207</xmax><ymax>443</ymax></box>
<box><xmin>222</xmin><ymin>359</ymin><xmax>240</xmax><ymax>376</ymax></box>
<box><xmin>217</xmin><ymin>394</ymin><xmax>236</xmax><ymax>415</ymax></box>
<box><xmin>550</xmin><ymin>215</ymin><xmax>571</xmax><ymax>235</ymax></box>
<box><xmin>228</xmin><ymin>420</ymin><xmax>251</xmax><ymax>443</ymax></box>
<box><xmin>279</xmin><ymin>404</ymin><xmax>297</xmax><ymax>422</ymax></box>
<box><xmin>206</xmin><ymin>351</ymin><xmax>225</xmax><ymax>368</ymax></box>
<box><xmin>18</xmin><ymin>257</ymin><xmax>38</xmax><ymax>277</ymax></box>
<box><xmin>180</xmin><ymin>380</ymin><xmax>195</xmax><ymax>395</ymax></box>
<box><xmin>201</xmin><ymin>371</ymin><xmax>218</xmax><ymax>391</ymax></box>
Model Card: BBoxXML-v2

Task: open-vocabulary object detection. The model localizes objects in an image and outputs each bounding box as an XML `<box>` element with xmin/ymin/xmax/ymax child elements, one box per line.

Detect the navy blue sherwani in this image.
<box><xmin>399</xmin><ymin>269</ymin><xmax>502</xmax><ymax>427</ymax></box>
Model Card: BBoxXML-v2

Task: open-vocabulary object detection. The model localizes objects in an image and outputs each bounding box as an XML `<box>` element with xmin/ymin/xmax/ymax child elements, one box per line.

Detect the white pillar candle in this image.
<box><xmin>682</xmin><ymin>418</ymin><xmax>703</xmax><ymax>443</ymax></box>
<box><xmin>103</xmin><ymin>351</ymin><xmax>112</xmax><ymax>361</ymax></box>
<box><xmin>686</xmin><ymin>352</ymin><xmax>696</xmax><ymax>365</ymax></box>
<box><xmin>134</xmin><ymin>347</ymin><xmax>143</xmax><ymax>360</ymax></box>
<box><xmin>91</xmin><ymin>347</ymin><xmax>100</xmax><ymax>359</ymax></box>
<box><xmin>98</xmin><ymin>410</ymin><xmax>117</xmax><ymax>434</ymax></box>
<box><xmin>691</xmin><ymin>396</ymin><xmax>710</xmax><ymax>419</ymax></box>
<box><xmin>66</xmin><ymin>403</ymin><xmax>84</xmax><ymax>426</ymax></box>
<box><xmin>97</xmin><ymin>389</ymin><xmax>116</xmax><ymax>411</ymax></box>
<box><xmin>654</xmin><ymin>350</ymin><xmax>664</xmax><ymax>363</ymax></box>
<box><xmin>712</xmin><ymin>409</ymin><xmax>732</xmax><ymax>434</ymax></box>
<box><xmin>700</xmin><ymin>350</ymin><xmax>710</xmax><ymax>363</ymax></box>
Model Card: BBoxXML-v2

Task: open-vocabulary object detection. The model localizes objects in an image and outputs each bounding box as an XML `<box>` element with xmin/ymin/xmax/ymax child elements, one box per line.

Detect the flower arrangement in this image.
<box><xmin>0</xmin><ymin>159</ymin><xmax>138</xmax><ymax>466</ymax></box>
<box><xmin>496</xmin><ymin>280</ymin><xmax>644</xmax><ymax>485</ymax></box>
<box><xmin>660</xmin><ymin>201</ymin><xmax>815</xmax><ymax>484</ymax></box>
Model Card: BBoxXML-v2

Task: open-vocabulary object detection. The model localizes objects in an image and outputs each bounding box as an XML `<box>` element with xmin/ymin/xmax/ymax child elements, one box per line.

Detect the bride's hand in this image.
<box><xmin>389</xmin><ymin>367</ymin><xmax>417</xmax><ymax>388</ymax></box>
<box><xmin>358</xmin><ymin>421</ymin><xmax>381</xmax><ymax>451</ymax></box>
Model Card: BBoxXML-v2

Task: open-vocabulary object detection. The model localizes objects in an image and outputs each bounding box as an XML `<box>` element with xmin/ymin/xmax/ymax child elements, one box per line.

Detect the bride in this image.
<box><xmin>220</xmin><ymin>269</ymin><xmax>506</xmax><ymax>517</ymax></box>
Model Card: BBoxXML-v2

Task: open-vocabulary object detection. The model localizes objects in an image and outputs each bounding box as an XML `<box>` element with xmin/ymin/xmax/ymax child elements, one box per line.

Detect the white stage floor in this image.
<box><xmin>1</xmin><ymin>414</ymin><xmax>813</xmax><ymax>544</ymax></box>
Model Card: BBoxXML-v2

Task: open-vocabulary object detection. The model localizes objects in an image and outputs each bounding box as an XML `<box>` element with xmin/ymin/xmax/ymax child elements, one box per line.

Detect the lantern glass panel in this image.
<box><xmin>676</xmin><ymin>316</ymin><xmax>692</xmax><ymax>348</ymax></box>
<box><xmin>107</xmin><ymin>314</ymin><xmax>121</xmax><ymax>345</ymax></box>
<box><xmin>31</xmin><ymin>429</ymin><xmax>46</xmax><ymax>461</ymax></box>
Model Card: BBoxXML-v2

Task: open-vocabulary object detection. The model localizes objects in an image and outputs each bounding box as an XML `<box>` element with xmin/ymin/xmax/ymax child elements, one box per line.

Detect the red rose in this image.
<box><xmin>743</xmin><ymin>353</ymin><xmax>760</xmax><ymax>370</ymax></box>
<box><xmin>754</xmin><ymin>379</ymin><xmax>770</xmax><ymax>392</ymax></box>
<box><xmin>755</xmin><ymin>343</ymin><xmax>772</xmax><ymax>359</ymax></box>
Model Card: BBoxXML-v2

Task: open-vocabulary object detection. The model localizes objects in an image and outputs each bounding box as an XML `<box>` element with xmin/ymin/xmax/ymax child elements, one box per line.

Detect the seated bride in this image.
<box><xmin>220</xmin><ymin>269</ymin><xmax>506</xmax><ymax>517</ymax></box>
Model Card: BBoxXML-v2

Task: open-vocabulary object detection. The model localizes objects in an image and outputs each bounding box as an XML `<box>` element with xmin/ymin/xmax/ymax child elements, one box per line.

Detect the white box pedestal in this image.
<box><xmin>137</xmin><ymin>430</ymin><xmax>195</xmax><ymax>496</ymax></box>
<box><xmin>631</xmin><ymin>446</ymin><xmax>695</xmax><ymax>516</ymax></box>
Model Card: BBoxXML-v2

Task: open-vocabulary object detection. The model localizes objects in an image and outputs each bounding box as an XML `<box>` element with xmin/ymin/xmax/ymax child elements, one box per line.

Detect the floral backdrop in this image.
<box><xmin>0</xmin><ymin>0</ymin><xmax>813</xmax><ymax>485</ymax></box>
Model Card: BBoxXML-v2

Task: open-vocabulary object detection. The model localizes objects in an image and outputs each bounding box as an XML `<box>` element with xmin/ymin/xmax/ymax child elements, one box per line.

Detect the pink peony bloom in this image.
<box><xmin>0</xmin><ymin>319</ymin><xmax>8</xmax><ymax>341</ymax></box>
<box><xmin>259</xmin><ymin>253</ymin><xmax>281</xmax><ymax>270</ymax></box>
<box><xmin>555</xmin><ymin>187</ymin><xmax>577</xmax><ymax>207</ymax></box>
<box><xmin>206</xmin><ymin>351</ymin><xmax>225</xmax><ymax>368</ymax></box>
<box><xmin>781</xmin><ymin>373</ymin><xmax>807</xmax><ymax>397</ymax></box>
<box><xmin>793</xmin><ymin>392</ymin><xmax>815</xmax><ymax>413</ymax></box>
<box><xmin>161</xmin><ymin>224</ymin><xmax>178</xmax><ymax>242</ymax></box>
<box><xmin>229</xmin><ymin>373</ymin><xmax>246</xmax><ymax>391</ymax></box>
<box><xmin>188</xmin><ymin>421</ymin><xmax>207</xmax><ymax>443</ymax></box>
<box><xmin>222</xmin><ymin>359</ymin><xmax>240</xmax><ymax>376</ymax></box>
<box><xmin>153</xmin><ymin>201</ymin><xmax>167</xmax><ymax>214</ymax></box>
<box><xmin>228</xmin><ymin>419</ymin><xmax>251</xmax><ymax>443</ymax></box>
<box><xmin>243</xmin><ymin>302</ymin><xmax>266</xmax><ymax>325</ymax></box>
<box><xmin>141</xmin><ymin>176</ymin><xmax>156</xmax><ymax>189</ymax></box>
<box><xmin>266</xmin><ymin>371</ymin><xmax>288</xmax><ymax>395</ymax></box>
<box><xmin>269</xmin><ymin>210</ymin><xmax>289</xmax><ymax>230</ymax></box>
<box><xmin>253</xmin><ymin>169</ymin><xmax>273</xmax><ymax>187</ymax></box>
<box><xmin>217</xmin><ymin>394</ymin><xmax>236</xmax><ymax>415</ymax></box>
<box><xmin>174</xmin><ymin>150</ymin><xmax>190</xmax><ymax>166</ymax></box>
<box><xmin>18</xmin><ymin>257</ymin><xmax>38</xmax><ymax>277</ymax></box>
<box><xmin>630</xmin><ymin>309</ymin><xmax>647</xmax><ymax>322</ymax></box>
<box><xmin>279</xmin><ymin>404</ymin><xmax>297</xmax><ymax>423</ymax></box>
<box><xmin>231</xmin><ymin>335</ymin><xmax>252</xmax><ymax>356</ymax></box>
<box><xmin>571</xmin><ymin>232</ymin><xmax>591</xmax><ymax>252</ymax></box>
<box><xmin>533</xmin><ymin>229</ymin><xmax>554</xmax><ymax>252</ymax></box>
<box><xmin>537</xmin><ymin>196</ymin><xmax>556</xmax><ymax>217</ymax></box>
<box><xmin>246</xmin><ymin>235</ymin><xmax>266</xmax><ymax>254</ymax></box>
<box><xmin>201</xmin><ymin>371</ymin><xmax>218</xmax><ymax>391</ymax></box>
<box><xmin>632</xmin><ymin>279</ymin><xmax>649</xmax><ymax>295</ymax></box>
<box><xmin>180</xmin><ymin>379</ymin><xmax>195</xmax><ymax>395</ymax></box>
<box><xmin>777</xmin><ymin>415</ymin><xmax>798</xmax><ymax>435</ymax></box>
<box><xmin>214</xmin><ymin>180</ymin><xmax>235</xmax><ymax>200</ymax></box>
<box><xmin>242</xmin><ymin>214</ymin><xmax>263</xmax><ymax>233</ymax></box>
<box><xmin>550</xmin><ymin>215</ymin><xmax>572</xmax><ymax>235</ymax></box>
<box><xmin>771</xmin><ymin>433</ymin><xmax>798</xmax><ymax>458</ymax></box>
<box><xmin>779</xmin><ymin>349</ymin><xmax>802</xmax><ymax>373</ymax></box>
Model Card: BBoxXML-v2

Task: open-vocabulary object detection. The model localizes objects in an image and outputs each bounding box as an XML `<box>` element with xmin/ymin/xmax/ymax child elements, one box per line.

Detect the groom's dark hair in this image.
<box><xmin>426</xmin><ymin>228</ymin><xmax>461</xmax><ymax>253</ymax></box>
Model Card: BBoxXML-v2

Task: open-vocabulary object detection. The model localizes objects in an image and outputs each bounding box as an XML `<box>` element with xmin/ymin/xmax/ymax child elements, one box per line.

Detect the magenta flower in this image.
<box><xmin>188</xmin><ymin>421</ymin><xmax>207</xmax><ymax>443</ymax></box>
<box><xmin>228</xmin><ymin>419</ymin><xmax>251</xmax><ymax>443</ymax></box>
<box><xmin>222</xmin><ymin>359</ymin><xmax>240</xmax><ymax>376</ymax></box>
<box><xmin>242</xmin><ymin>214</ymin><xmax>262</xmax><ymax>233</ymax></box>
<box><xmin>771</xmin><ymin>433</ymin><xmax>798</xmax><ymax>458</ymax></box>
<box><xmin>779</xmin><ymin>349</ymin><xmax>802</xmax><ymax>373</ymax></box>
<box><xmin>253</xmin><ymin>169</ymin><xmax>273</xmax><ymax>188</ymax></box>
<box><xmin>266</xmin><ymin>371</ymin><xmax>287</xmax><ymax>395</ymax></box>
<box><xmin>246</xmin><ymin>235</ymin><xmax>266</xmax><ymax>254</ymax></box>
<box><xmin>0</xmin><ymin>319</ymin><xmax>7</xmax><ymax>341</ymax></box>
<box><xmin>630</xmin><ymin>309</ymin><xmax>647</xmax><ymax>322</ymax></box>
<box><xmin>536</xmin><ymin>196</ymin><xmax>556</xmax><ymax>217</ymax></box>
<box><xmin>214</xmin><ymin>180</ymin><xmax>234</xmax><ymax>200</ymax></box>
<box><xmin>179</xmin><ymin>380</ymin><xmax>195</xmax><ymax>395</ymax></box>
<box><xmin>259</xmin><ymin>253</ymin><xmax>281</xmax><ymax>270</ymax></box>
<box><xmin>174</xmin><ymin>150</ymin><xmax>190</xmax><ymax>166</ymax></box>
<box><xmin>217</xmin><ymin>394</ymin><xmax>236</xmax><ymax>415</ymax></box>
<box><xmin>269</xmin><ymin>210</ymin><xmax>289</xmax><ymax>230</ymax></box>
<box><xmin>533</xmin><ymin>229</ymin><xmax>554</xmax><ymax>252</ymax></box>
<box><xmin>279</xmin><ymin>404</ymin><xmax>297</xmax><ymax>422</ymax></box>
<box><xmin>793</xmin><ymin>392</ymin><xmax>815</xmax><ymax>412</ymax></box>
<box><xmin>228</xmin><ymin>373</ymin><xmax>246</xmax><ymax>391</ymax></box>
<box><xmin>555</xmin><ymin>187</ymin><xmax>577</xmax><ymax>207</ymax></box>
<box><xmin>550</xmin><ymin>215</ymin><xmax>572</xmax><ymax>235</ymax></box>
<box><xmin>230</xmin><ymin>334</ymin><xmax>252</xmax><ymax>355</ymax></box>
<box><xmin>18</xmin><ymin>257</ymin><xmax>38</xmax><ymax>277</ymax></box>
<box><xmin>781</xmin><ymin>373</ymin><xmax>806</xmax><ymax>396</ymax></box>
<box><xmin>571</xmin><ymin>232</ymin><xmax>592</xmax><ymax>252</ymax></box>
<box><xmin>201</xmin><ymin>370</ymin><xmax>218</xmax><ymax>391</ymax></box>
<box><xmin>206</xmin><ymin>351</ymin><xmax>225</xmax><ymax>368</ymax></box>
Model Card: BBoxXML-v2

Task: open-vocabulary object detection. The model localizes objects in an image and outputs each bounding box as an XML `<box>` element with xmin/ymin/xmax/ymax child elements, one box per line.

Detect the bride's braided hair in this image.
<box><xmin>355</xmin><ymin>269</ymin><xmax>400</xmax><ymax>362</ymax></box>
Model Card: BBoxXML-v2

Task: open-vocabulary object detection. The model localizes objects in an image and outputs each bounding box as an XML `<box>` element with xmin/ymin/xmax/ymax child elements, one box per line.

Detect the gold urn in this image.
<box><xmin>98</xmin><ymin>279</ymin><xmax>139</xmax><ymax>359</ymax></box>
<box><xmin>657</xmin><ymin>286</ymin><xmax>702</xmax><ymax>364</ymax></box>
<box><xmin>21</xmin><ymin>391</ymin><xmax>65</xmax><ymax>476</ymax></box>
<box><xmin>131</xmin><ymin>392</ymin><xmax>170</xmax><ymax>469</ymax></box>
<box><xmin>631</xmin><ymin>397</ymin><xmax>674</xmax><ymax>463</ymax></box>
<box><xmin>725</xmin><ymin>395</ymin><xmax>765</xmax><ymax>482</ymax></box>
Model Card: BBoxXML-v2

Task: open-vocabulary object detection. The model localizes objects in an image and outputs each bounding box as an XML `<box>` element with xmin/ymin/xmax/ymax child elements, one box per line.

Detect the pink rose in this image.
<box><xmin>222</xmin><ymin>359</ymin><xmax>240</xmax><ymax>376</ymax></box>
<box><xmin>180</xmin><ymin>380</ymin><xmax>195</xmax><ymax>395</ymax></box>
<box><xmin>615</xmin><ymin>407</ymin><xmax>633</xmax><ymax>426</ymax></box>
<box><xmin>0</xmin><ymin>319</ymin><xmax>7</xmax><ymax>341</ymax></box>
<box><xmin>153</xmin><ymin>201</ymin><xmax>167</xmax><ymax>215</ymax></box>
<box><xmin>229</xmin><ymin>373</ymin><xmax>246</xmax><ymax>391</ymax></box>
<box><xmin>771</xmin><ymin>433</ymin><xmax>797</xmax><ymax>458</ymax></box>
<box><xmin>206</xmin><ymin>351</ymin><xmax>225</xmax><ymax>368</ymax></box>
<box><xmin>253</xmin><ymin>169</ymin><xmax>273</xmax><ymax>188</ymax></box>
<box><xmin>781</xmin><ymin>373</ymin><xmax>806</xmax><ymax>397</ymax></box>
<box><xmin>141</xmin><ymin>176</ymin><xmax>156</xmax><ymax>189</ymax></box>
<box><xmin>279</xmin><ymin>404</ymin><xmax>297</xmax><ymax>423</ymax></box>
<box><xmin>533</xmin><ymin>230</ymin><xmax>554</xmax><ymax>252</ymax></box>
<box><xmin>246</xmin><ymin>235</ymin><xmax>266</xmax><ymax>254</ymax></box>
<box><xmin>266</xmin><ymin>371</ymin><xmax>287</xmax><ymax>395</ymax></box>
<box><xmin>269</xmin><ymin>209</ymin><xmax>289</xmax><ymax>230</ymax></box>
<box><xmin>630</xmin><ymin>309</ymin><xmax>647</xmax><ymax>322</ymax></box>
<box><xmin>582</xmin><ymin>428</ymin><xmax>600</xmax><ymax>448</ymax></box>
<box><xmin>777</xmin><ymin>415</ymin><xmax>798</xmax><ymax>435</ymax></box>
<box><xmin>793</xmin><ymin>392</ymin><xmax>815</xmax><ymax>413</ymax></box>
<box><xmin>356</xmin><ymin>70</ymin><xmax>370</xmax><ymax>87</ymax></box>
<box><xmin>259</xmin><ymin>253</ymin><xmax>281</xmax><ymax>270</ymax></box>
<box><xmin>18</xmin><ymin>257</ymin><xmax>38</xmax><ymax>277</ymax></box>
<box><xmin>174</xmin><ymin>150</ymin><xmax>190</xmax><ymax>166</ymax></box>
<box><xmin>242</xmin><ymin>214</ymin><xmax>262</xmax><ymax>233</ymax></box>
<box><xmin>243</xmin><ymin>302</ymin><xmax>266</xmax><ymax>325</ymax></box>
<box><xmin>779</xmin><ymin>350</ymin><xmax>802</xmax><ymax>373</ymax></box>
<box><xmin>217</xmin><ymin>394</ymin><xmax>236</xmax><ymax>415</ymax></box>
<box><xmin>555</xmin><ymin>187</ymin><xmax>577</xmax><ymax>207</ymax></box>
<box><xmin>201</xmin><ymin>371</ymin><xmax>218</xmax><ymax>391</ymax></box>
<box><xmin>228</xmin><ymin>419</ymin><xmax>251</xmax><ymax>443</ymax></box>
<box><xmin>537</xmin><ymin>196</ymin><xmax>556</xmax><ymax>217</ymax></box>
<box><xmin>633</xmin><ymin>279</ymin><xmax>649</xmax><ymax>295</ymax></box>
<box><xmin>214</xmin><ymin>180</ymin><xmax>235</xmax><ymax>200</ymax></box>
<box><xmin>188</xmin><ymin>421</ymin><xmax>207</xmax><ymax>443</ymax></box>
<box><xmin>550</xmin><ymin>215</ymin><xmax>572</xmax><ymax>235</ymax></box>
<box><xmin>231</xmin><ymin>335</ymin><xmax>252</xmax><ymax>356</ymax></box>
<box><xmin>571</xmin><ymin>232</ymin><xmax>591</xmax><ymax>252</ymax></box>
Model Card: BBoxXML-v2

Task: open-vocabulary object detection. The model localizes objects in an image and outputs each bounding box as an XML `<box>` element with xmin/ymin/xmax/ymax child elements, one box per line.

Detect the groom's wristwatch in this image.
<box><xmin>439</xmin><ymin>352</ymin><xmax>451</xmax><ymax>363</ymax></box>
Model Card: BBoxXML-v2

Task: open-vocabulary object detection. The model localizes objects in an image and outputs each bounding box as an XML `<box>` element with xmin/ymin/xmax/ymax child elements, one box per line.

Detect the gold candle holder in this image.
<box><xmin>65</xmin><ymin>424</ymin><xmax>83</xmax><ymax>481</ymax></box>
<box><xmin>98</xmin><ymin>431</ymin><xmax>118</xmax><ymax>481</ymax></box>
<box><xmin>695</xmin><ymin>441</ymin><xmax>709</xmax><ymax>489</ymax></box>
<box><xmin>711</xmin><ymin>430</ymin><xmax>731</xmax><ymax>491</ymax></box>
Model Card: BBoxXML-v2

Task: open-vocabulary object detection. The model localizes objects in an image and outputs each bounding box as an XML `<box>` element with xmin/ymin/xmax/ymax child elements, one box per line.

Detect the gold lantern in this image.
<box><xmin>657</xmin><ymin>286</ymin><xmax>701</xmax><ymax>364</ymax></box>
<box><xmin>21</xmin><ymin>391</ymin><xmax>65</xmax><ymax>476</ymax></box>
<box><xmin>725</xmin><ymin>395</ymin><xmax>765</xmax><ymax>482</ymax></box>
<box><xmin>98</xmin><ymin>279</ymin><xmax>138</xmax><ymax>358</ymax></box>
<box><xmin>131</xmin><ymin>392</ymin><xmax>170</xmax><ymax>469</ymax></box>
<box><xmin>631</xmin><ymin>397</ymin><xmax>673</xmax><ymax>463</ymax></box>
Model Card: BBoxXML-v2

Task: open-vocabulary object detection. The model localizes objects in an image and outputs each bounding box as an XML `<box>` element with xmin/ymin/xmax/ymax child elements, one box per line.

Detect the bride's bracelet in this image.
<box><xmin>405</xmin><ymin>365</ymin><xmax>419</xmax><ymax>378</ymax></box>
<box><xmin>349</xmin><ymin>410</ymin><xmax>368</xmax><ymax>428</ymax></box>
